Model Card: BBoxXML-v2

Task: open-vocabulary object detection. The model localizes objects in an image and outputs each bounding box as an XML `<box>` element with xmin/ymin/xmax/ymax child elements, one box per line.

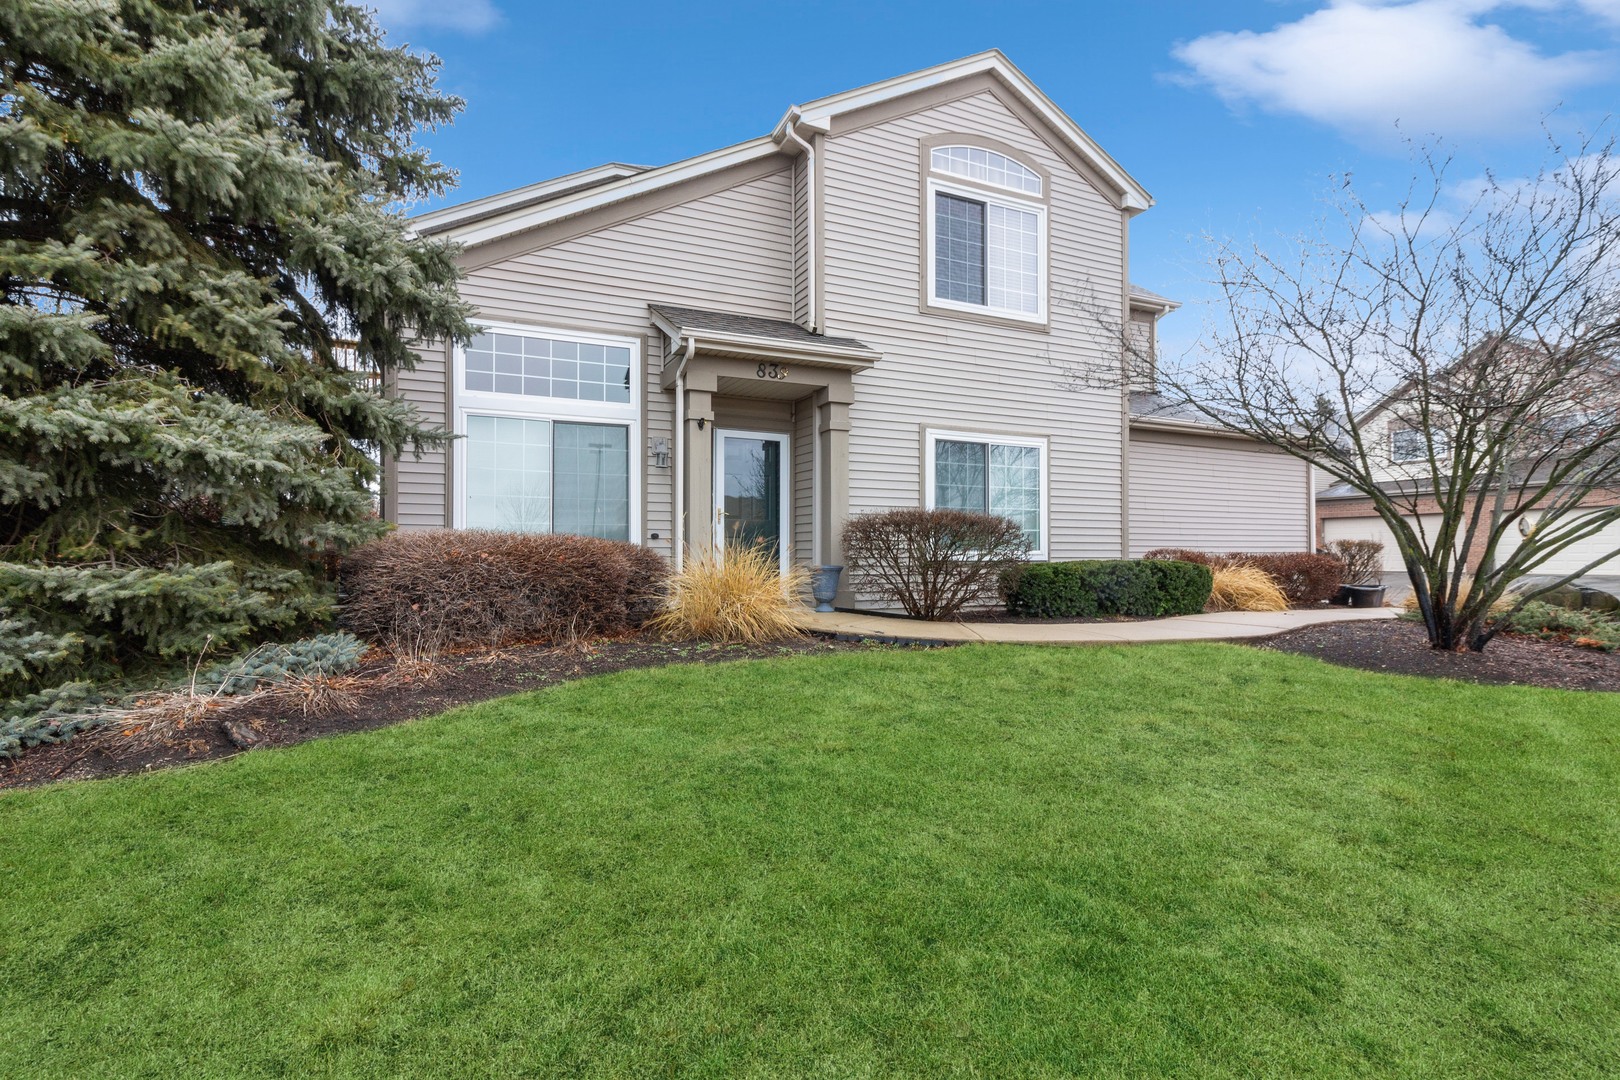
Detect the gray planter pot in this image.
<box><xmin>1345</xmin><ymin>584</ymin><xmax>1386</xmax><ymax>608</ymax></box>
<box><xmin>811</xmin><ymin>565</ymin><xmax>844</xmax><ymax>613</ymax></box>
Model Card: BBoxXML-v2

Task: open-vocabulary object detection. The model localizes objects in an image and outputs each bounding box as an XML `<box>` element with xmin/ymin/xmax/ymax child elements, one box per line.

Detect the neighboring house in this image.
<box><xmin>1317</xmin><ymin>362</ymin><xmax>1620</xmax><ymax>587</ymax></box>
<box><xmin>387</xmin><ymin>51</ymin><xmax>1313</xmax><ymax>604</ymax></box>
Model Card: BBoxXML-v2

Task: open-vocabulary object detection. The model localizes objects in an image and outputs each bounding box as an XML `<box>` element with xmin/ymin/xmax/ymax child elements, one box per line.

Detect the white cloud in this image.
<box><xmin>1172</xmin><ymin>1</ymin><xmax>1615</xmax><ymax>140</ymax></box>
<box><xmin>365</xmin><ymin>0</ymin><xmax>500</xmax><ymax>33</ymax></box>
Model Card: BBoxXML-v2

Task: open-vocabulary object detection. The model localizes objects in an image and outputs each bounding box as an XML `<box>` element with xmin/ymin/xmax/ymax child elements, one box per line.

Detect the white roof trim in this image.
<box><xmin>410</xmin><ymin>163</ymin><xmax>646</xmax><ymax>235</ymax></box>
<box><xmin>417</xmin><ymin>137</ymin><xmax>780</xmax><ymax>247</ymax></box>
<box><xmin>420</xmin><ymin>50</ymin><xmax>1152</xmax><ymax>250</ymax></box>
<box><xmin>779</xmin><ymin>50</ymin><xmax>1152</xmax><ymax>212</ymax></box>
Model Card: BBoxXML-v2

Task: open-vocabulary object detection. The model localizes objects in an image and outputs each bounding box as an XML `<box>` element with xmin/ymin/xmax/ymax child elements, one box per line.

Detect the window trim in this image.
<box><xmin>924</xmin><ymin>177</ymin><xmax>1048</xmax><ymax>324</ymax></box>
<box><xmin>1388</xmin><ymin>423</ymin><xmax>1447</xmax><ymax>465</ymax></box>
<box><xmin>922</xmin><ymin>427</ymin><xmax>1050</xmax><ymax>560</ymax></box>
<box><xmin>451</xmin><ymin>321</ymin><xmax>642</xmax><ymax>540</ymax></box>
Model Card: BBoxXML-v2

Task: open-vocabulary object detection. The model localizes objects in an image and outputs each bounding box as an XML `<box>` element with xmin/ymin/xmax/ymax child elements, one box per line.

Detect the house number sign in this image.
<box><xmin>756</xmin><ymin>363</ymin><xmax>790</xmax><ymax>380</ymax></box>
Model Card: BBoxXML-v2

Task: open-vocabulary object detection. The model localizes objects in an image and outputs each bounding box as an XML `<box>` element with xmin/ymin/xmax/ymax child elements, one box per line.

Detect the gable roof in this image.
<box><xmin>416</xmin><ymin>50</ymin><xmax>1153</xmax><ymax>251</ymax></box>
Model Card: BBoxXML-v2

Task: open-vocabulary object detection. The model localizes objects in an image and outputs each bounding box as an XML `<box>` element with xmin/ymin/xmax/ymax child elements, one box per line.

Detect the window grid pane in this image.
<box><xmin>931</xmin><ymin>146</ymin><xmax>1042</xmax><ymax>195</ymax></box>
<box><xmin>465</xmin><ymin>414</ymin><xmax>551</xmax><ymax>533</ymax></box>
<box><xmin>552</xmin><ymin>422</ymin><xmax>630</xmax><ymax>541</ymax></box>
<box><xmin>987</xmin><ymin>204</ymin><xmax>1040</xmax><ymax>314</ymax></box>
<box><xmin>935</xmin><ymin>440</ymin><xmax>987</xmax><ymax>511</ymax></box>
<box><xmin>989</xmin><ymin>443</ymin><xmax>1041</xmax><ymax>550</ymax></box>
<box><xmin>934</xmin><ymin>194</ymin><xmax>986</xmax><ymax>306</ymax></box>
<box><xmin>465</xmin><ymin>333</ymin><xmax>631</xmax><ymax>403</ymax></box>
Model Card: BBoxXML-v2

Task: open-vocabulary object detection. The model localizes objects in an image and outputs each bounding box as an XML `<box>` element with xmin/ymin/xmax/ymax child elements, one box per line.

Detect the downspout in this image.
<box><xmin>1307</xmin><ymin>464</ymin><xmax>1318</xmax><ymax>552</ymax></box>
<box><xmin>673</xmin><ymin>334</ymin><xmax>695</xmax><ymax>573</ymax></box>
<box><xmin>780</xmin><ymin>109</ymin><xmax>818</xmax><ymax>333</ymax></box>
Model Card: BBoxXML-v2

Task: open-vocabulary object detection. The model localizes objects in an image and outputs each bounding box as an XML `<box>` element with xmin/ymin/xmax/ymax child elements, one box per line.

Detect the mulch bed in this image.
<box><xmin>1259</xmin><ymin>618</ymin><xmax>1620</xmax><ymax>692</ymax></box>
<box><xmin>1</xmin><ymin>636</ymin><xmax>873</xmax><ymax>792</ymax></box>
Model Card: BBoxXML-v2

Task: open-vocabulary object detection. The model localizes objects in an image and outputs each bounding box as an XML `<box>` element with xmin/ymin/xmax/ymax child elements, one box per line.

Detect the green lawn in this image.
<box><xmin>3</xmin><ymin>644</ymin><xmax>1618</xmax><ymax>1078</ymax></box>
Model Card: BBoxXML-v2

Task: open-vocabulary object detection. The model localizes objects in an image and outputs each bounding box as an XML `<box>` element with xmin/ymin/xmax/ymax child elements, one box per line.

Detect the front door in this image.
<box><xmin>714</xmin><ymin>429</ymin><xmax>789</xmax><ymax>572</ymax></box>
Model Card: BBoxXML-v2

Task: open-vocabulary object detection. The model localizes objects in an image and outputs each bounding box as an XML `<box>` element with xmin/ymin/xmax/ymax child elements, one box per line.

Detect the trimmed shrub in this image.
<box><xmin>340</xmin><ymin>530</ymin><xmax>668</xmax><ymax>655</ymax></box>
<box><xmin>1206</xmin><ymin>565</ymin><xmax>1290</xmax><ymax>612</ymax></box>
<box><xmin>1002</xmin><ymin>559</ymin><xmax>1212</xmax><ymax>618</ymax></box>
<box><xmin>648</xmin><ymin>544</ymin><xmax>810</xmax><ymax>643</ymax></box>
<box><xmin>843</xmin><ymin>509</ymin><xmax>1029</xmax><ymax>620</ymax></box>
<box><xmin>1144</xmin><ymin>549</ymin><xmax>1345</xmax><ymax>606</ymax></box>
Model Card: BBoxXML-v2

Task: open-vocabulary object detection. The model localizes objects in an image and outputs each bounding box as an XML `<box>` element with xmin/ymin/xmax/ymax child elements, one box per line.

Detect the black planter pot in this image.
<box><xmin>1344</xmin><ymin>584</ymin><xmax>1387</xmax><ymax>608</ymax></box>
<box><xmin>1330</xmin><ymin>585</ymin><xmax>1353</xmax><ymax>606</ymax></box>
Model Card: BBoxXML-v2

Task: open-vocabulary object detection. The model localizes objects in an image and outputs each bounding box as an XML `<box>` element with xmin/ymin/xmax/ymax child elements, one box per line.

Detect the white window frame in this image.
<box><xmin>923</xmin><ymin>428</ymin><xmax>1050</xmax><ymax>560</ymax></box>
<box><xmin>925</xmin><ymin>177</ymin><xmax>1048</xmax><ymax>323</ymax></box>
<box><xmin>1389</xmin><ymin>424</ymin><xmax>1447</xmax><ymax>465</ymax></box>
<box><xmin>452</xmin><ymin>320</ymin><xmax>641</xmax><ymax>541</ymax></box>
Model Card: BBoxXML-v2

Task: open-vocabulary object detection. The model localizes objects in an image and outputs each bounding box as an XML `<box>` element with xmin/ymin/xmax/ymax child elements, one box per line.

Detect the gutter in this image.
<box><xmin>776</xmin><ymin>109</ymin><xmax>820</xmax><ymax>333</ymax></box>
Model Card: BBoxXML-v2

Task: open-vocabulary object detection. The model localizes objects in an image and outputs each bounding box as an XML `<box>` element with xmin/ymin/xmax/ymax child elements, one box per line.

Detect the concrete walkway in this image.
<box><xmin>799</xmin><ymin>605</ymin><xmax>1396</xmax><ymax>645</ymax></box>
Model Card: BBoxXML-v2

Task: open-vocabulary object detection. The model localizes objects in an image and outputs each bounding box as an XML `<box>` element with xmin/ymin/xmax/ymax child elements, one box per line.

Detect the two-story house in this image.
<box><xmin>386</xmin><ymin>51</ymin><xmax>1314</xmax><ymax>604</ymax></box>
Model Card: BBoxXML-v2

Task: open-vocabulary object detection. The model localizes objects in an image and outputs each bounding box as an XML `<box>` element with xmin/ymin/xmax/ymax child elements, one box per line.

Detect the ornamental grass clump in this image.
<box><xmin>648</xmin><ymin>544</ymin><xmax>810</xmax><ymax>644</ymax></box>
<box><xmin>1206</xmin><ymin>565</ymin><xmax>1290</xmax><ymax>612</ymax></box>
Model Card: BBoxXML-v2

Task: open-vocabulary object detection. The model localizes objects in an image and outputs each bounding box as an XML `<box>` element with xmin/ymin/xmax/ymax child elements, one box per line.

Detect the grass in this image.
<box><xmin>2</xmin><ymin>643</ymin><xmax>1618</xmax><ymax>1078</ymax></box>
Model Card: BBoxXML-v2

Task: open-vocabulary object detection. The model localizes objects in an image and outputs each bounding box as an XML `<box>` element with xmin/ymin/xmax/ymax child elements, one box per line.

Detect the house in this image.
<box><xmin>1317</xmin><ymin>350</ymin><xmax>1620</xmax><ymax>592</ymax></box>
<box><xmin>387</xmin><ymin>51</ymin><xmax>1313</xmax><ymax>604</ymax></box>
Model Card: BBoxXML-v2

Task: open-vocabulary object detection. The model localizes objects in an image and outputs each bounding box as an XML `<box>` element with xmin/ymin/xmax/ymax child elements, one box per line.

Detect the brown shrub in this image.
<box><xmin>1144</xmin><ymin>549</ymin><xmax>1345</xmax><ymax>605</ymax></box>
<box><xmin>843</xmin><ymin>508</ymin><xmax>1029</xmax><ymax>620</ymax></box>
<box><xmin>1325</xmin><ymin>539</ymin><xmax>1385</xmax><ymax>586</ymax></box>
<box><xmin>340</xmin><ymin>530</ymin><xmax>669</xmax><ymax>656</ymax></box>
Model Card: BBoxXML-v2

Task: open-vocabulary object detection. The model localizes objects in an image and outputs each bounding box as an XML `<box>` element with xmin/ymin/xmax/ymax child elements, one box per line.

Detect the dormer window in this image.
<box><xmin>924</xmin><ymin>143</ymin><xmax>1047</xmax><ymax>322</ymax></box>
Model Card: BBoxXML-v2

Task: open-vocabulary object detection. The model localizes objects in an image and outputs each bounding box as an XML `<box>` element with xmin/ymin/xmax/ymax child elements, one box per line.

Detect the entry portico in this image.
<box><xmin>650</xmin><ymin>305</ymin><xmax>880</xmax><ymax>575</ymax></box>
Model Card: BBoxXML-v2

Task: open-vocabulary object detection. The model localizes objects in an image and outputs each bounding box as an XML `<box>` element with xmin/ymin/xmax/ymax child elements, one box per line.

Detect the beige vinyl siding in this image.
<box><xmin>430</xmin><ymin>168</ymin><xmax>796</xmax><ymax>558</ymax></box>
<box><xmin>392</xmin><ymin>341</ymin><xmax>449</xmax><ymax>527</ymax></box>
<box><xmin>792</xmin><ymin>156</ymin><xmax>810</xmax><ymax>327</ymax></box>
<box><xmin>794</xmin><ymin>402</ymin><xmax>815</xmax><ymax>563</ymax></box>
<box><xmin>821</xmin><ymin>90</ymin><xmax>1126</xmax><ymax>559</ymax></box>
<box><xmin>1127</xmin><ymin>309</ymin><xmax>1155</xmax><ymax>390</ymax></box>
<box><xmin>1128</xmin><ymin>429</ymin><xmax>1312</xmax><ymax>555</ymax></box>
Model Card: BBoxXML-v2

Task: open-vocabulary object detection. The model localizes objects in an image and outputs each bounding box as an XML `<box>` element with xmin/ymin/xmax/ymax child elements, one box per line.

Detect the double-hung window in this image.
<box><xmin>455</xmin><ymin>325</ymin><xmax>639</xmax><ymax>541</ymax></box>
<box><xmin>926</xmin><ymin>145</ymin><xmax>1047</xmax><ymax>321</ymax></box>
<box><xmin>925</xmin><ymin>429</ymin><xmax>1048</xmax><ymax>557</ymax></box>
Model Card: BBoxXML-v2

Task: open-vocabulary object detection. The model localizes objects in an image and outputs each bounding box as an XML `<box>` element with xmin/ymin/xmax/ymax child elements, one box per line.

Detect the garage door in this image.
<box><xmin>1323</xmin><ymin>511</ymin><xmax>1620</xmax><ymax>574</ymax></box>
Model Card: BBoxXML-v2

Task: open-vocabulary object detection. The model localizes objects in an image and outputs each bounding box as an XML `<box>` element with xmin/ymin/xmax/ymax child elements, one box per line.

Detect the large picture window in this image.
<box><xmin>455</xmin><ymin>323</ymin><xmax>639</xmax><ymax>541</ymax></box>
<box><xmin>925</xmin><ymin>430</ymin><xmax>1047</xmax><ymax>556</ymax></box>
<box><xmin>925</xmin><ymin>145</ymin><xmax>1046</xmax><ymax>322</ymax></box>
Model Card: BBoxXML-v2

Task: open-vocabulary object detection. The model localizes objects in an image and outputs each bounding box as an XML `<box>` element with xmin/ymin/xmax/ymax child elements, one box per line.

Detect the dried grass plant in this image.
<box><xmin>648</xmin><ymin>544</ymin><xmax>810</xmax><ymax>644</ymax></box>
<box><xmin>1206</xmin><ymin>565</ymin><xmax>1290</xmax><ymax>612</ymax></box>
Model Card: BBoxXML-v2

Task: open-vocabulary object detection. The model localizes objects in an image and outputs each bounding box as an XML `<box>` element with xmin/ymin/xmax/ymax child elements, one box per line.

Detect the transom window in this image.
<box><xmin>464</xmin><ymin>331</ymin><xmax>631</xmax><ymax>403</ymax></box>
<box><xmin>926</xmin><ymin>147</ymin><xmax>1046</xmax><ymax>321</ymax></box>
<box><xmin>456</xmin><ymin>323</ymin><xmax>639</xmax><ymax>541</ymax></box>
<box><xmin>931</xmin><ymin>145</ymin><xmax>1043</xmax><ymax>195</ymax></box>
<box><xmin>926</xmin><ymin>430</ymin><xmax>1047</xmax><ymax>555</ymax></box>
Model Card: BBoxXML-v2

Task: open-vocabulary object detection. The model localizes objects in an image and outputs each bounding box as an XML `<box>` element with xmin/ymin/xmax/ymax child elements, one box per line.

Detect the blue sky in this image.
<box><xmin>372</xmin><ymin>0</ymin><xmax>1620</xmax><ymax>356</ymax></box>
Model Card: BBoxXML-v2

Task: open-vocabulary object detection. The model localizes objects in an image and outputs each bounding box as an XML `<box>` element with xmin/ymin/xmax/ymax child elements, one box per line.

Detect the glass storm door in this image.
<box><xmin>715</xmin><ymin>429</ymin><xmax>789</xmax><ymax>572</ymax></box>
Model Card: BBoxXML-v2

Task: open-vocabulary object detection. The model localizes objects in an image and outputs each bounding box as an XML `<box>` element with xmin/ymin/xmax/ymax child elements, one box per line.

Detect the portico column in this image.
<box><xmin>815</xmin><ymin>386</ymin><xmax>852</xmax><ymax>598</ymax></box>
<box><xmin>683</xmin><ymin>387</ymin><xmax>715</xmax><ymax>557</ymax></box>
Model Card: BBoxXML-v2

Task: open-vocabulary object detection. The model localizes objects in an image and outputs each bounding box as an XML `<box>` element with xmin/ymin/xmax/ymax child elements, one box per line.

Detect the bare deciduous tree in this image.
<box><xmin>1141</xmin><ymin>136</ymin><xmax>1620</xmax><ymax>651</ymax></box>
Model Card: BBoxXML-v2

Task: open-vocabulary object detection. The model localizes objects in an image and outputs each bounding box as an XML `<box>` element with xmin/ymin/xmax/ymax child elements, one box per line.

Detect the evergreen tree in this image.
<box><xmin>0</xmin><ymin>0</ymin><xmax>473</xmax><ymax>708</ymax></box>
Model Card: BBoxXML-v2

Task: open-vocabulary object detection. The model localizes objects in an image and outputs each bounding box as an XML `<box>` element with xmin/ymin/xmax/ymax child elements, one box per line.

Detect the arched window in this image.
<box><xmin>930</xmin><ymin>145</ymin><xmax>1043</xmax><ymax>195</ymax></box>
<box><xmin>925</xmin><ymin>145</ymin><xmax>1046</xmax><ymax>320</ymax></box>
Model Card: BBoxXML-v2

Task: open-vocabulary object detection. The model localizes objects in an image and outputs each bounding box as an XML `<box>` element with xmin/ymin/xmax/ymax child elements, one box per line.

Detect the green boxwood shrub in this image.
<box><xmin>1003</xmin><ymin>559</ymin><xmax>1212</xmax><ymax>618</ymax></box>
